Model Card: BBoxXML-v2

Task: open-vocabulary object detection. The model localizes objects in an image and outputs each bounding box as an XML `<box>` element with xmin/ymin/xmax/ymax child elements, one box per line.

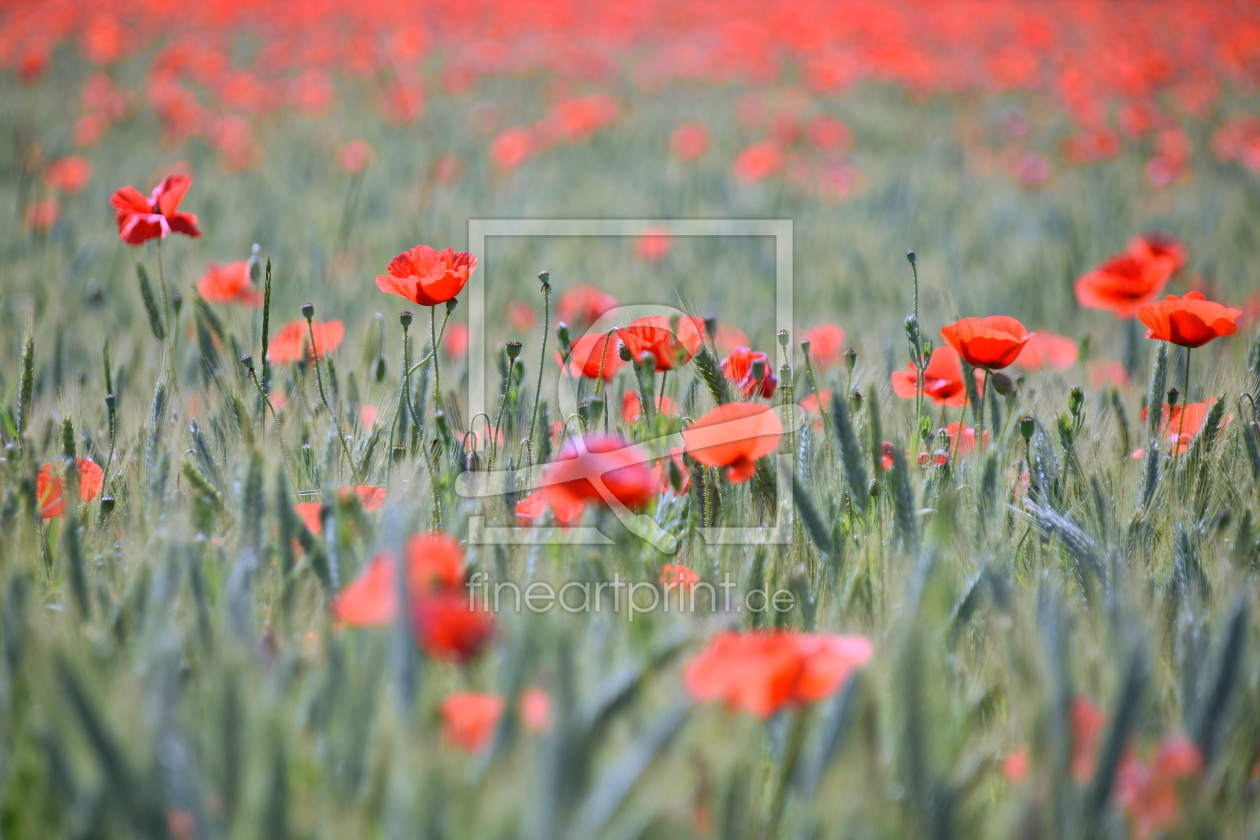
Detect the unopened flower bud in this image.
<box><xmin>446</xmin><ymin>297</ymin><xmax>458</xmax><ymax>313</ymax></box>
<box><xmin>1167</xmin><ymin>388</ymin><xmax>1179</xmax><ymax>408</ymax></box>
<box><xmin>506</xmin><ymin>340</ymin><xmax>523</xmax><ymax>360</ymax></box>
<box><xmin>105</xmin><ymin>393</ymin><xmax>116</xmax><ymax>411</ymax></box>
<box><xmin>373</xmin><ymin>355</ymin><xmax>387</xmax><ymax>382</ymax></box>
<box><xmin>990</xmin><ymin>372</ymin><xmax>1014</xmax><ymax>396</ymax></box>
<box><xmin>172</xmin><ymin>293</ymin><xmax>183</xmax><ymax>316</ymax></box>
<box><xmin>704</xmin><ymin>316</ymin><xmax>718</xmax><ymax>338</ymax></box>
<box><xmin>752</xmin><ymin>358</ymin><xmax>766</xmax><ymax>382</ymax></box>
<box><xmin>844</xmin><ymin>347</ymin><xmax>858</xmax><ymax>373</ymax></box>
<box><xmin>99</xmin><ymin>495</ymin><xmax>116</xmax><ymax>516</ymax></box>
<box><xmin>619</xmin><ymin>344</ymin><xmax>633</xmax><ymax>362</ymax></box>
<box><xmin>240</xmin><ymin>354</ymin><xmax>255</xmax><ymax>370</ymax></box>
<box><xmin>904</xmin><ymin>315</ymin><xmax>920</xmax><ymax>343</ymax></box>
<box><xmin>906</xmin><ymin>249</ymin><xmax>916</xmax><ymax>266</ymax></box>
<box><xmin>392</xmin><ymin>444</ymin><xmax>407</xmax><ymax>463</ymax></box>
<box><xmin>556</xmin><ymin>322</ymin><xmax>571</xmax><ymax>350</ymax></box>
<box><xmin>301</xmin><ymin>302</ymin><xmax>315</xmax><ymax>321</ymax></box>
<box><xmin>849</xmin><ymin>389</ymin><xmax>862</xmax><ymax>411</ymax></box>
<box><xmin>399</xmin><ymin>310</ymin><xmax>413</xmax><ymax>328</ymax></box>
<box><xmin>1019</xmin><ymin>415</ymin><xmax>1035</xmax><ymax>441</ymax></box>
<box><xmin>1069</xmin><ymin>386</ymin><xmax>1084</xmax><ymax>416</ymax></box>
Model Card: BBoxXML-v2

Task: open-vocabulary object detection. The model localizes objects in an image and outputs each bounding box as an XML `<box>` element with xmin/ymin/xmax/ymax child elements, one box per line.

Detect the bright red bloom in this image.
<box><xmin>37</xmin><ymin>458</ymin><xmax>105</xmax><ymax>519</ymax></box>
<box><xmin>561</xmin><ymin>333</ymin><xmax>622</xmax><ymax>381</ymax></box>
<box><xmin>684</xmin><ymin>631</ymin><xmax>872</xmax><ymax>718</ymax></box>
<box><xmin>683</xmin><ymin>403</ymin><xmax>783</xmax><ymax>483</ymax></box>
<box><xmin>879</xmin><ymin>441</ymin><xmax>896</xmax><ymax>471</ymax></box>
<box><xmin>616</xmin><ymin>316</ymin><xmax>706</xmax><ymax>371</ymax></box>
<box><xmin>1128</xmin><ymin>232</ymin><xmax>1187</xmax><ymax>274</ymax></box>
<box><xmin>1142</xmin><ymin>400</ymin><xmax>1225</xmax><ymax>454</ymax></box>
<box><xmin>1075</xmin><ymin>253</ymin><xmax>1173</xmax><ymax>319</ymax></box>
<box><xmin>197</xmin><ymin>261</ymin><xmax>261</xmax><ymax>306</ymax></box>
<box><xmin>514</xmin><ymin>490</ymin><xmax>582</xmax><ymax>527</ymax></box>
<box><xmin>943</xmin><ymin>421</ymin><xmax>990</xmax><ymax>456</ymax></box>
<box><xmin>110</xmin><ymin>174</ymin><xmax>201</xmax><ymax>245</ymax></box>
<box><xmin>342</xmin><ymin>485</ymin><xmax>386</xmax><ymax>511</ymax></box>
<box><xmin>376</xmin><ymin>245</ymin><xmax>476</xmax><ymax>307</ymax></box>
<box><xmin>333</xmin><ymin>532</ymin><xmax>465</xmax><ymax>625</ymax></box>
<box><xmin>622</xmin><ymin>390</ymin><xmax>678</xmax><ymax>424</ymax></box>
<box><xmin>520</xmin><ymin>687</ymin><xmax>551</xmax><ymax>732</ymax></box>
<box><xmin>733</xmin><ymin>141</ymin><xmax>784</xmax><ymax>183</ymax></box>
<box><xmin>541</xmin><ymin>435</ymin><xmax>656</xmax><ymax>518</ymax></box>
<box><xmin>557</xmin><ymin>285</ymin><xmax>618</xmax><ymax>328</ymax></box>
<box><xmin>671</xmin><ymin>123</ymin><xmax>710</xmax><ymax>160</ymax></box>
<box><xmin>1137</xmin><ymin>291</ymin><xmax>1241</xmax><ymax>348</ymax></box>
<box><xmin>44</xmin><ymin>156</ymin><xmax>92</xmax><ymax>193</ymax></box>
<box><xmin>941</xmin><ymin>316</ymin><xmax>1031</xmax><ymax>370</ymax></box>
<box><xmin>1014</xmin><ymin>331</ymin><xmax>1078</xmax><ymax>372</ymax></box>
<box><xmin>720</xmin><ymin>346</ymin><xmax>778</xmax><ymax>398</ymax></box>
<box><xmin>440</xmin><ymin>692</ymin><xmax>504</xmax><ymax>751</ymax></box>
<box><xmin>294</xmin><ymin>502</ymin><xmax>324</xmax><ymax>534</ymax></box>
<box><xmin>413</xmin><ymin>592</ymin><xmax>495</xmax><ymax>662</ymax></box>
<box><xmin>802</xmin><ymin>325</ymin><xmax>845</xmax><ymax>369</ymax></box>
<box><xmin>337</xmin><ymin>140</ymin><xmax>373</xmax><ymax>174</ymax></box>
<box><xmin>890</xmin><ymin>346</ymin><xmax>979</xmax><ymax>408</ymax></box>
<box><xmin>267</xmin><ymin>319</ymin><xmax>345</xmax><ymax>364</ymax></box>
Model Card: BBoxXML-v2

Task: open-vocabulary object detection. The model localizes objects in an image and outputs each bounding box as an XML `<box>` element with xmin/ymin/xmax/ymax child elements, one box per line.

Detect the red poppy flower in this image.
<box><xmin>941</xmin><ymin>316</ymin><xmax>1031</xmax><ymax>370</ymax></box>
<box><xmin>890</xmin><ymin>346</ymin><xmax>979</xmax><ymax>407</ymax></box>
<box><xmin>441</xmin><ymin>692</ymin><xmax>504</xmax><ymax>751</ymax></box>
<box><xmin>294</xmin><ymin>502</ymin><xmax>324</xmax><ymax>534</ymax></box>
<box><xmin>560</xmin><ymin>333</ymin><xmax>622</xmax><ymax>381</ymax></box>
<box><xmin>1075</xmin><ymin>253</ymin><xmax>1173</xmax><ymax>319</ymax></box>
<box><xmin>1137</xmin><ymin>291</ymin><xmax>1241</xmax><ymax>348</ymax></box>
<box><xmin>541</xmin><ymin>435</ymin><xmax>656</xmax><ymax>518</ymax></box>
<box><xmin>943</xmin><ymin>421</ymin><xmax>989</xmax><ymax>456</ymax></box>
<box><xmin>1070</xmin><ymin>696</ymin><xmax>1106</xmax><ymax>781</ymax></box>
<box><xmin>443</xmin><ymin>322</ymin><xmax>470</xmax><ymax>359</ymax></box>
<box><xmin>802</xmin><ymin>325</ymin><xmax>845</xmax><ymax>369</ymax></box>
<box><xmin>616</xmin><ymin>316</ymin><xmax>706</xmax><ymax>371</ymax></box>
<box><xmin>683</xmin><ymin>403</ymin><xmax>783</xmax><ymax>483</ymax></box>
<box><xmin>714</xmin><ymin>324</ymin><xmax>750</xmax><ymax>356</ymax></box>
<box><xmin>376</xmin><ymin>245</ymin><xmax>477</xmax><ymax>307</ymax></box>
<box><xmin>557</xmin><ymin>285</ymin><xmax>618</xmax><ymax>328</ymax></box>
<box><xmin>267</xmin><ymin>319</ymin><xmax>344</xmax><ymax>365</ymax></box>
<box><xmin>799</xmin><ymin>389</ymin><xmax>831</xmax><ymax>414</ymax></box>
<box><xmin>332</xmin><ymin>532</ymin><xmax>465</xmax><ymax>625</ymax></box>
<box><xmin>720</xmin><ymin>346</ymin><xmax>778</xmax><ymax>398</ymax></box>
<box><xmin>661</xmin><ymin>564</ymin><xmax>700</xmax><ymax>592</ymax></box>
<box><xmin>733</xmin><ymin>141</ymin><xmax>784</xmax><ymax>183</ymax></box>
<box><xmin>649</xmin><ymin>447</ymin><xmax>691</xmax><ymax>493</ymax></box>
<box><xmin>622</xmin><ymin>390</ymin><xmax>678</xmax><ymax>424</ymax></box>
<box><xmin>43</xmin><ymin>156</ymin><xmax>92</xmax><ymax>193</ymax></box>
<box><xmin>341</xmin><ymin>485</ymin><xmax>386</xmax><ymax>511</ymax></box>
<box><xmin>37</xmin><ymin>458</ymin><xmax>105</xmax><ymax>519</ymax></box>
<box><xmin>110</xmin><ymin>174</ymin><xmax>201</xmax><ymax>245</ymax></box>
<box><xmin>1014</xmin><ymin>331</ymin><xmax>1078</xmax><ymax>372</ymax></box>
<box><xmin>413</xmin><ymin>592</ymin><xmax>494</xmax><ymax>662</ymax></box>
<box><xmin>520</xmin><ymin>687</ymin><xmax>551</xmax><ymax>732</ymax></box>
<box><xmin>1088</xmin><ymin>361</ymin><xmax>1130</xmax><ymax>390</ymax></box>
<box><xmin>684</xmin><ymin>631</ymin><xmax>872</xmax><ymax>718</ymax></box>
<box><xmin>24</xmin><ymin>199</ymin><xmax>59</xmax><ymax>231</ymax></box>
<box><xmin>1116</xmin><ymin>736</ymin><xmax>1202</xmax><ymax>840</ymax></box>
<box><xmin>514</xmin><ymin>490</ymin><xmax>583</xmax><ymax>527</ymax></box>
<box><xmin>1141</xmin><ymin>400</ymin><xmax>1225</xmax><ymax>454</ymax></box>
<box><xmin>635</xmin><ymin>227</ymin><xmax>671</xmax><ymax>262</ymax></box>
<box><xmin>197</xmin><ymin>261</ymin><xmax>261</xmax><ymax>306</ymax></box>
<box><xmin>879</xmin><ymin>441</ymin><xmax>896</xmax><ymax>471</ymax></box>
<box><xmin>1127</xmin><ymin>232</ymin><xmax>1187</xmax><ymax>274</ymax></box>
<box><xmin>1003</xmin><ymin>748</ymin><xmax>1031</xmax><ymax>784</ymax></box>
<box><xmin>508</xmin><ymin>300</ymin><xmax>537</xmax><ymax>332</ymax></box>
<box><xmin>490</xmin><ymin>127</ymin><xmax>533</xmax><ymax>170</ymax></box>
<box><xmin>671</xmin><ymin>123</ymin><xmax>710</xmax><ymax>160</ymax></box>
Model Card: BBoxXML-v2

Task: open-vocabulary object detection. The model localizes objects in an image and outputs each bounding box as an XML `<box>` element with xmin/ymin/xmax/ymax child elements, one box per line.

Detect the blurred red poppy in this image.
<box><xmin>111</xmin><ymin>174</ymin><xmax>201</xmax><ymax>245</ymax></box>
<box><xmin>1127</xmin><ymin>232</ymin><xmax>1187</xmax><ymax>273</ymax></box>
<box><xmin>943</xmin><ymin>421</ymin><xmax>989</xmax><ymax>456</ymax></box>
<box><xmin>802</xmin><ymin>324</ymin><xmax>845</xmax><ymax>369</ymax></box>
<box><xmin>561</xmin><ymin>333</ymin><xmax>622</xmax><ymax>380</ymax></box>
<box><xmin>491</xmin><ymin>127</ymin><xmax>533</xmax><ymax>170</ymax></box>
<box><xmin>413</xmin><ymin>592</ymin><xmax>495</xmax><ymax>662</ymax></box>
<box><xmin>684</xmin><ymin>631</ymin><xmax>872</xmax><ymax>717</ymax></box>
<box><xmin>1116</xmin><ymin>736</ymin><xmax>1202</xmax><ymax>840</ymax></box>
<box><xmin>622</xmin><ymin>390</ymin><xmax>678</xmax><ymax>424</ymax></box>
<box><xmin>890</xmin><ymin>345</ymin><xmax>979</xmax><ymax>408</ymax></box>
<box><xmin>541</xmin><ymin>435</ymin><xmax>656</xmax><ymax>517</ymax></box>
<box><xmin>333</xmin><ymin>532</ymin><xmax>466</xmax><ymax>625</ymax></box>
<box><xmin>671</xmin><ymin>122</ymin><xmax>710</xmax><ymax>160</ymax></box>
<box><xmin>24</xmin><ymin>198</ymin><xmax>59</xmax><ymax>231</ymax></box>
<box><xmin>557</xmin><ymin>285</ymin><xmax>618</xmax><ymax>329</ymax></box>
<box><xmin>1075</xmin><ymin>253</ymin><xmax>1172</xmax><ymax>319</ymax></box>
<box><xmin>197</xmin><ymin>261</ymin><xmax>261</xmax><ymax>306</ymax></box>
<box><xmin>1137</xmin><ymin>291</ymin><xmax>1241</xmax><ymax>348</ymax></box>
<box><xmin>1141</xmin><ymin>400</ymin><xmax>1225</xmax><ymax>454</ymax></box>
<box><xmin>714</xmin><ymin>324</ymin><xmax>750</xmax><ymax>356</ymax></box>
<box><xmin>1014</xmin><ymin>331</ymin><xmax>1078</xmax><ymax>372</ymax></box>
<box><xmin>508</xmin><ymin>299</ymin><xmax>537</xmax><ymax>331</ymax></box>
<box><xmin>337</xmin><ymin>140</ymin><xmax>373</xmax><ymax>174</ymax></box>
<box><xmin>443</xmin><ymin>322</ymin><xmax>470</xmax><ymax>359</ymax></box>
<box><xmin>616</xmin><ymin>315</ymin><xmax>706</xmax><ymax>371</ymax></box>
<box><xmin>43</xmin><ymin>156</ymin><xmax>92</xmax><ymax>192</ymax></box>
<box><xmin>440</xmin><ymin>692</ymin><xmax>504</xmax><ymax>751</ymax></box>
<box><xmin>720</xmin><ymin>346</ymin><xmax>777</xmax><ymax>398</ymax></box>
<box><xmin>376</xmin><ymin>245</ymin><xmax>477</xmax><ymax>307</ymax></box>
<box><xmin>37</xmin><ymin>458</ymin><xmax>105</xmax><ymax>518</ymax></box>
<box><xmin>267</xmin><ymin>319</ymin><xmax>345</xmax><ymax>364</ymax></box>
<box><xmin>941</xmin><ymin>316</ymin><xmax>1031</xmax><ymax>370</ymax></box>
<box><xmin>635</xmin><ymin>227</ymin><xmax>671</xmax><ymax>262</ymax></box>
<box><xmin>733</xmin><ymin>140</ymin><xmax>784</xmax><ymax>183</ymax></box>
<box><xmin>683</xmin><ymin>403</ymin><xmax>783</xmax><ymax>483</ymax></box>
<box><xmin>661</xmin><ymin>564</ymin><xmax>700</xmax><ymax>592</ymax></box>
<box><xmin>1088</xmin><ymin>361</ymin><xmax>1130</xmax><ymax>390</ymax></box>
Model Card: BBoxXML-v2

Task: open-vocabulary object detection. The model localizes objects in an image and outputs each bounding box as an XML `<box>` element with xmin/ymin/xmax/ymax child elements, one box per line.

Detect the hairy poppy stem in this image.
<box><xmin>387</xmin><ymin>317</ymin><xmax>412</xmax><ymax>484</ymax></box>
<box><xmin>245</xmin><ymin>359</ymin><xmax>295</xmax><ymax>485</ymax></box>
<box><xmin>430</xmin><ymin>306</ymin><xmax>443</xmax><ymax>416</ymax></box>
<box><xmin>527</xmin><ymin>273</ymin><xmax>551</xmax><ymax>448</ymax></box>
<box><xmin>156</xmin><ymin>238</ymin><xmax>170</xmax><ymax>331</ymax></box>
<box><xmin>1175</xmin><ymin>346</ymin><xmax>1191</xmax><ymax>476</ymax></box>
<box><xmin>306</xmin><ymin>311</ymin><xmax>358</xmax><ymax>481</ymax></box>
<box><xmin>978</xmin><ymin>369</ymin><xmax>991</xmax><ymax>455</ymax></box>
<box><xmin>952</xmin><ymin>382</ymin><xmax>969</xmax><ymax>467</ymax></box>
<box><xmin>490</xmin><ymin>354</ymin><xmax>516</xmax><ymax>471</ymax></box>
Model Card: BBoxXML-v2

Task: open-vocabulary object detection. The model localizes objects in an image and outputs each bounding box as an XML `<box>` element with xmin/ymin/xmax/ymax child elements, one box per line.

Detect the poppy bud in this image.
<box><xmin>869</xmin><ymin>479</ymin><xmax>878</xmax><ymax>499</ymax></box>
<box><xmin>105</xmin><ymin>393</ymin><xmax>116</xmax><ymax>411</ymax></box>
<box><xmin>86</xmin><ymin>278</ymin><xmax>104</xmax><ymax>307</ymax></box>
<box><xmin>172</xmin><ymin>293</ymin><xmax>183</xmax><ymax>316</ymax></box>
<box><xmin>248</xmin><ymin>244</ymin><xmax>261</xmax><ymax>284</ymax></box>
<box><xmin>918</xmin><ymin>414</ymin><xmax>932</xmax><ymax>442</ymax></box>
<box><xmin>586</xmin><ymin>395</ymin><xmax>604</xmax><ymax>426</ymax></box>
<box><xmin>400</xmin><ymin>310</ymin><xmax>413</xmax><ymax>328</ymax></box>
<box><xmin>905</xmin><ymin>315</ymin><xmax>920</xmax><ymax>344</ymax></box>
<box><xmin>1167</xmin><ymin>388</ymin><xmax>1180</xmax><ymax>408</ymax></box>
<box><xmin>537</xmin><ymin>270</ymin><xmax>550</xmax><ymax>291</ymax></box>
<box><xmin>619</xmin><ymin>344</ymin><xmax>633</xmax><ymax>362</ymax></box>
<box><xmin>556</xmin><ymin>322</ymin><xmax>571</xmax><ymax>351</ymax></box>
<box><xmin>99</xmin><ymin>495</ymin><xmax>116</xmax><ymax>517</ymax></box>
<box><xmin>704</xmin><ymin>316</ymin><xmax>718</xmax><ymax>337</ymax></box>
<box><xmin>506</xmin><ymin>340</ymin><xmax>523</xmax><ymax>360</ymax></box>
<box><xmin>1069</xmin><ymin>386</ymin><xmax>1084</xmax><ymax>417</ymax></box>
<box><xmin>1019</xmin><ymin>415</ymin><xmax>1035</xmax><ymax>441</ymax></box>
<box><xmin>849</xmin><ymin>389</ymin><xmax>862</xmax><ymax>411</ymax></box>
<box><xmin>435</xmin><ymin>410</ymin><xmax>449</xmax><ymax>435</ymax></box>
<box><xmin>641</xmin><ymin>351</ymin><xmax>657</xmax><ymax>374</ymax></box>
<box><xmin>906</xmin><ymin>249</ymin><xmax>916</xmax><ymax>266</ymax></box>
<box><xmin>752</xmin><ymin>357</ymin><xmax>766</xmax><ymax>383</ymax></box>
<box><xmin>446</xmin><ymin>297</ymin><xmax>458</xmax><ymax>313</ymax></box>
<box><xmin>240</xmin><ymin>354</ymin><xmax>255</xmax><ymax>370</ymax></box>
<box><xmin>392</xmin><ymin>444</ymin><xmax>407</xmax><ymax>463</ymax></box>
<box><xmin>991</xmin><ymin>372</ymin><xmax>1014</xmax><ymax>396</ymax></box>
<box><xmin>465</xmin><ymin>449</ymin><xmax>483</xmax><ymax>473</ymax></box>
<box><xmin>668</xmin><ymin>454</ymin><xmax>685</xmax><ymax>492</ymax></box>
<box><xmin>777</xmin><ymin>329</ymin><xmax>789</xmax><ymax>349</ymax></box>
<box><xmin>800</xmin><ymin>337</ymin><xmax>812</xmax><ymax>357</ymax></box>
<box><xmin>301</xmin><ymin>302</ymin><xmax>315</xmax><ymax>321</ymax></box>
<box><xmin>844</xmin><ymin>347</ymin><xmax>858</xmax><ymax>373</ymax></box>
<box><xmin>373</xmin><ymin>355</ymin><xmax>388</xmax><ymax>382</ymax></box>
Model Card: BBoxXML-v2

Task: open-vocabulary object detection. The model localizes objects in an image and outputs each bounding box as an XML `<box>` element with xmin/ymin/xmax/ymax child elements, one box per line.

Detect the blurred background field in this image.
<box><xmin>3</xmin><ymin>1</ymin><xmax>1260</xmax><ymax>839</ymax></box>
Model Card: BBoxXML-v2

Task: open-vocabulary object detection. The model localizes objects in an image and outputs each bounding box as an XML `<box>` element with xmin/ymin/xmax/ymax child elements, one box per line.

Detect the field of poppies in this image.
<box><xmin>5</xmin><ymin>1</ymin><xmax>1260</xmax><ymax>838</ymax></box>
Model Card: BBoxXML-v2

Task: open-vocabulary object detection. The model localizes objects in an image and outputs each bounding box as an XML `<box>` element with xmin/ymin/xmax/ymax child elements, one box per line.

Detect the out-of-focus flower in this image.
<box><xmin>1075</xmin><ymin>252</ymin><xmax>1174</xmax><ymax>319</ymax></box>
<box><xmin>440</xmin><ymin>692</ymin><xmax>504</xmax><ymax>752</ymax></box>
<box><xmin>267</xmin><ymin>320</ymin><xmax>345</xmax><ymax>364</ymax></box>
<box><xmin>444</xmin><ymin>323</ymin><xmax>470</xmax><ymax>359</ymax></box>
<box><xmin>1088</xmin><ymin>361</ymin><xmax>1130</xmax><ymax>390</ymax></box>
<box><xmin>24</xmin><ymin>198</ymin><xmax>59</xmax><ymax>231</ymax></box>
<box><xmin>683</xmin><ymin>403</ymin><xmax>783</xmax><ymax>483</ymax></box>
<box><xmin>622</xmin><ymin>390</ymin><xmax>678</xmax><ymax>424</ymax></box>
<box><xmin>491</xmin><ymin>127</ymin><xmax>533</xmax><ymax>170</ymax></box>
<box><xmin>337</xmin><ymin>140</ymin><xmax>373</xmax><ymax>174</ymax></box>
<box><xmin>891</xmin><ymin>345</ymin><xmax>979</xmax><ymax>408</ymax></box>
<box><xmin>562</xmin><ymin>333</ymin><xmax>622</xmax><ymax>381</ymax></box>
<box><xmin>43</xmin><ymin>156</ymin><xmax>92</xmax><ymax>192</ymax></box>
<box><xmin>802</xmin><ymin>324</ymin><xmax>844</xmax><ymax>369</ymax></box>
<box><xmin>671</xmin><ymin>122</ymin><xmax>710</xmax><ymax>160</ymax></box>
<box><xmin>38</xmin><ymin>459</ymin><xmax>105</xmax><ymax>518</ymax></box>
<box><xmin>1014</xmin><ymin>331</ymin><xmax>1078</xmax><ymax>372</ymax></box>
<box><xmin>376</xmin><ymin>245</ymin><xmax>477</xmax><ymax>307</ymax></box>
<box><xmin>541</xmin><ymin>435</ymin><xmax>656</xmax><ymax>520</ymax></box>
<box><xmin>557</xmin><ymin>284</ymin><xmax>617</xmax><ymax>329</ymax></box>
<box><xmin>508</xmin><ymin>299</ymin><xmax>537</xmax><ymax>332</ymax></box>
<box><xmin>198</xmin><ymin>262</ymin><xmax>262</xmax><ymax>306</ymax></box>
<box><xmin>684</xmin><ymin>631</ymin><xmax>872</xmax><ymax>718</ymax></box>
<box><xmin>733</xmin><ymin>140</ymin><xmax>784</xmax><ymax>183</ymax></box>
<box><xmin>635</xmin><ymin>226</ymin><xmax>671</xmax><ymax>262</ymax></box>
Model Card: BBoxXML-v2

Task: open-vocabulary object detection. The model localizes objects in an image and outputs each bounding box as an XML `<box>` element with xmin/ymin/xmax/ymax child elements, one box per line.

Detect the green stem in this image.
<box><xmin>430</xmin><ymin>306</ymin><xmax>443</xmax><ymax>416</ymax></box>
<box><xmin>307</xmin><ymin>317</ymin><xmax>357</xmax><ymax>481</ymax></box>
<box><xmin>978</xmin><ymin>369</ymin><xmax>991</xmax><ymax>455</ymax></box>
<box><xmin>489</xmin><ymin>357</ymin><xmax>515</xmax><ymax>470</ymax></box>
<box><xmin>528</xmin><ymin>283</ymin><xmax>551</xmax><ymax>446</ymax></box>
